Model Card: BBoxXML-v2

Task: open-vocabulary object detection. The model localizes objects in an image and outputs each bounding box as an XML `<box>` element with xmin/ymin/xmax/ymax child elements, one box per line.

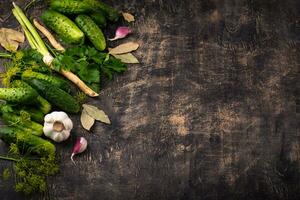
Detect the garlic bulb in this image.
<box><xmin>43</xmin><ymin>111</ymin><xmax>73</xmax><ymax>142</ymax></box>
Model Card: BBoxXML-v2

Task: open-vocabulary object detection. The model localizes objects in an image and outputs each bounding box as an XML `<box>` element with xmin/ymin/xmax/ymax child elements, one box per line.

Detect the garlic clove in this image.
<box><xmin>44</xmin><ymin>113</ymin><xmax>55</xmax><ymax>123</ymax></box>
<box><xmin>54</xmin><ymin>111</ymin><xmax>69</xmax><ymax>121</ymax></box>
<box><xmin>108</xmin><ymin>26</ymin><xmax>132</xmax><ymax>41</ymax></box>
<box><xmin>43</xmin><ymin>123</ymin><xmax>53</xmax><ymax>136</ymax></box>
<box><xmin>62</xmin><ymin>117</ymin><xmax>73</xmax><ymax>130</ymax></box>
<box><xmin>71</xmin><ymin>137</ymin><xmax>88</xmax><ymax>165</ymax></box>
<box><xmin>51</xmin><ymin>131</ymin><xmax>65</xmax><ymax>143</ymax></box>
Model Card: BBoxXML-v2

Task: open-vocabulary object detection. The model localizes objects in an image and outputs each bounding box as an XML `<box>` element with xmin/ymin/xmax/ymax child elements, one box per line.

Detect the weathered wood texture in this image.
<box><xmin>0</xmin><ymin>0</ymin><xmax>299</xmax><ymax>199</ymax></box>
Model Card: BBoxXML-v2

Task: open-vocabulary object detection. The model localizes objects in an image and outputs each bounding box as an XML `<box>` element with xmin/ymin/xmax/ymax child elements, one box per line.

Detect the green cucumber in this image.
<box><xmin>75</xmin><ymin>15</ymin><xmax>106</xmax><ymax>51</ymax></box>
<box><xmin>90</xmin><ymin>11</ymin><xmax>107</xmax><ymax>28</ymax></box>
<box><xmin>96</xmin><ymin>1</ymin><xmax>120</xmax><ymax>22</ymax></box>
<box><xmin>41</xmin><ymin>10</ymin><xmax>84</xmax><ymax>44</ymax></box>
<box><xmin>37</xmin><ymin>96</ymin><xmax>52</xmax><ymax>114</ymax></box>
<box><xmin>0</xmin><ymin>127</ymin><xmax>55</xmax><ymax>156</ymax></box>
<box><xmin>0</xmin><ymin>87</ymin><xmax>38</xmax><ymax>105</ymax></box>
<box><xmin>50</xmin><ymin>0</ymin><xmax>93</xmax><ymax>14</ymax></box>
<box><xmin>21</xmin><ymin>107</ymin><xmax>44</xmax><ymax>123</ymax></box>
<box><xmin>26</xmin><ymin>79</ymin><xmax>80</xmax><ymax>113</ymax></box>
<box><xmin>10</xmin><ymin>80</ymin><xmax>52</xmax><ymax>114</ymax></box>
<box><xmin>1</xmin><ymin>112</ymin><xmax>43</xmax><ymax>136</ymax></box>
<box><xmin>22</xmin><ymin>70</ymin><xmax>73</xmax><ymax>93</ymax></box>
<box><xmin>50</xmin><ymin>0</ymin><xmax>120</xmax><ymax>22</ymax></box>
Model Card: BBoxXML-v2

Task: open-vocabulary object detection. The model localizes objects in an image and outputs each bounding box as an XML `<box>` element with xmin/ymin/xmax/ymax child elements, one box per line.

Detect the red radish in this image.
<box><xmin>109</xmin><ymin>26</ymin><xmax>132</xmax><ymax>41</ymax></box>
<box><xmin>71</xmin><ymin>137</ymin><xmax>87</xmax><ymax>164</ymax></box>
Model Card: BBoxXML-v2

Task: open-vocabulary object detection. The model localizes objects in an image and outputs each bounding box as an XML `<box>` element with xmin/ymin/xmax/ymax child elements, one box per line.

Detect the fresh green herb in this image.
<box><xmin>0</xmin><ymin>144</ymin><xmax>59</xmax><ymax>195</ymax></box>
<box><xmin>52</xmin><ymin>45</ymin><xmax>127</xmax><ymax>88</ymax></box>
<box><xmin>75</xmin><ymin>91</ymin><xmax>87</xmax><ymax>104</ymax></box>
<box><xmin>12</xmin><ymin>4</ymin><xmax>98</xmax><ymax>96</ymax></box>
<box><xmin>0</xmin><ymin>49</ymin><xmax>51</xmax><ymax>86</ymax></box>
<box><xmin>101</xmin><ymin>55</ymin><xmax>127</xmax><ymax>80</ymax></box>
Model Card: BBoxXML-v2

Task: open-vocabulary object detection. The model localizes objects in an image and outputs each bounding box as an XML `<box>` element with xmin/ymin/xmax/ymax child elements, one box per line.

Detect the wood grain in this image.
<box><xmin>0</xmin><ymin>0</ymin><xmax>299</xmax><ymax>199</ymax></box>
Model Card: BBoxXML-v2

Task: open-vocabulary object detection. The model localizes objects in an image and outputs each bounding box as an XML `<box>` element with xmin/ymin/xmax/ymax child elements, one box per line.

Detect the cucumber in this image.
<box><xmin>11</xmin><ymin>80</ymin><xmax>52</xmax><ymax>114</ymax></box>
<box><xmin>0</xmin><ymin>127</ymin><xmax>55</xmax><ymax>156</ymax></box>
<box><xmin>26</xmin><ymin>79</ymin><xmax>80</xmax><ymax>113</ymax></box>
<box><xmin>50</xmin><ymin>0</ymin><xmax>93</xmax><ymax>14</ymax></box>
<box><xmin>0</xmin><ymin>87</ymin><xmax>38</xmax><ymax>105</ymax></box>
<box><xmin>37</xmin><ymin>96</ymin><xmax>52</xmax><ymax>114</ymax></box>
<box><xmin>9</xmin><ymin>105</ymin><xmax>44</xmax><ymax>123</ymax></box>
<box><xmin>75</xmin><ymin>15</ymin><xmax>106</xmax><ymax>51</ymax></box>
<box><xmin>96</xmin><ymin>1</ymin><xmax>120</xmax><ymax>22</ymax></box>
<box><xmin>90</xmin><ymin>11</ymin><xmax>107</xmax><ymax>28</ymax></box>
<box><xmin>41</xmin><ymin>10</ymin><xmax>84</xmax><ymax>44</ymax></box>
<box><xmin>22</xmin><ymin>70</ymin><xmax>73</xmax><ymax>93</ymax></box>
<box><xmin>50</xmin><ymin>0</ymin><xmax>120</xmax><ymax>22</ymax></box>
<box><xmin>21</xmin><ymin>107</ymin><xmax>44</xmax><ymax>123</ymax></box>
<box><xmin>1</xmin><ymin>112</ymin><xmax>43</xmax><ymax>136</ymax></box>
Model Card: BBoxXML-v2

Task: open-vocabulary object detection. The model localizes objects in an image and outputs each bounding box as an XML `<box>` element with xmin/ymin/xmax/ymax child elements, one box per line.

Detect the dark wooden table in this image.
<box><xmin>0</xmin><ymin>0</ymin><xmax>299</xmax><ymax>199</ymax></box>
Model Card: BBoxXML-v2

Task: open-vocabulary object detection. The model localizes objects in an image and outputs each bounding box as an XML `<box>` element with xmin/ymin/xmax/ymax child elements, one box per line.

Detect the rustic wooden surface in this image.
<box><xmin>0</xmin><ymin>0</ymin><xmax>299</xmax><ymax>199</ymax></box>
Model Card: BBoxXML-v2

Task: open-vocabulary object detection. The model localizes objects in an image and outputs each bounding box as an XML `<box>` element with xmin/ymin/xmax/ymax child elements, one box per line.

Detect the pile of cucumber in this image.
<box><xmin>0</xmin><ymin>0</ymin><xmax>129</xmax><ymax>194</ymax></box>
<box><xmin>0</xmin><ymin>0</ymin><xmax>123</xmax><ymax>150</ymax></box>
<box><xmin>0</xmin><ymin>70</ymin><xmax>79</xmax><ymax>153</ymax></box>
<box><xmin>42</xmin><ymin>0</ymin><xmax>120</xmax><ymax>50</ymax></box>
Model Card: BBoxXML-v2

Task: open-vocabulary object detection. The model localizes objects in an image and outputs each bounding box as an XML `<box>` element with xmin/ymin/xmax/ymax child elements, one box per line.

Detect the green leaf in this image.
<box><xmin>101</xmin><ymin>56</ymin><xmax>127</xmax><ymax>79</ymax></box>
<box><xmin>77</xmin><ymin>63</ymin><xmax>100</xmax><ymax>84</ymax></box>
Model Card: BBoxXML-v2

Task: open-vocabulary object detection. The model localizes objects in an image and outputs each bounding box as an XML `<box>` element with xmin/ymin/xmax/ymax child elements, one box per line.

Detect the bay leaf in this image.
<box><xmin>0</xmin><ymin>28</ymin><xmax>24</xmax><ymax>52</ymax></box>
<box><xmin>80</xmin><ymin>109</ymin><xmax>95</xmax><ymax>131</ymax></box>
<box><xmin>112</xmin><ymin>53</ymin><xmax>139</xmax><ymax>64</ymax></box>
<box><xmin>83</xmin><ymin>104</ymin><xmax>111</xmax><ymax>124</ymax></box>
<box><xmin>122</xmin><ymin>12</ymin><xmax>135</xmax><ymax>22</ymax></box>
<box><xmin>109</xmin><ymin>42</ymin><xmax>139</xmax><ymax>55</ymax></box>
<box><xmin>3</xmin><ymin>28</ymin><xmax>25</xmax><ymax>43</ymax></box>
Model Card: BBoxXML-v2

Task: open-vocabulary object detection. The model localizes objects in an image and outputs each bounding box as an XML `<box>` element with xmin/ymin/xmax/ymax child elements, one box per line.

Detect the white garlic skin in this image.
<box><xmin>43</xmin><ymin>111</ymin><xmax>73</xmax><ymax>142</ymax></box>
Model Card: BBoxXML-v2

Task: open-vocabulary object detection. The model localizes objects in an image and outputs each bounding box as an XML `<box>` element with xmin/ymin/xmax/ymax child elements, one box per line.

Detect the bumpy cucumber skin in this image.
<box><xmin>50</xmin><ymin>0</ymin><xmax>120</xmax><ymax>22</ymax></box>
<box><xmin>0</xmin><ymin>127</ymin><xmax>55</xmax><ymax>156</ymax></box>
<box><xmin>10</xmin><ymin>80</ymin><xmax>32</xmax><ymax>89</ymax></box>
<box><xmin>90</xmin><ymin>11</ymin><xmax>107</xmax><ymax>28</ymax></box>
<box><xmin>21</xmin><ymin>107</ymin><xmax>44</xmax><ymax>123</ymax></box>
<box><xmin>1</xmin><ymin>112</ymin><xmax>43</xmax><ymax>136</ymax></box>
<box><xmin>36</xmin><ymin>96</ymin><xmax>52</xmax><ymax>114</ymax></box>
<box><xmin>95</xmin><ymin>1</ymin><xmax>120</xmax><ymax>22</ymax></box>
<box><xmin>22</xmin><ymin>70</ymin><xmax>72</xmax><ymax>93</ymax></box>
<box><xmin>11</xmin><ymin>80</ymin><xmax>52</xmax><ymax>114</ymax></box>
<box><xmin>0</xmin><ymin>87</ymin><xmax>38</xmax><ymax>104</ymax></box>
<box><xmin>75</xmin><ymin>15</ymin><xmax>106</xmax><ymax>51</ymax></box>
<box><xmin>41</xmin><ymin>10</ymin><xmax>84</xmax><ymax>44</ymax></box>
<box><xmin>27</xmin><ymin>79</ymin><xmax>80</xmax><ymax>114</ymax></box>
<box><xmin>50</xmin><ymin>0</ymin><xmax>93</xmax><ymax>14</ymax></box>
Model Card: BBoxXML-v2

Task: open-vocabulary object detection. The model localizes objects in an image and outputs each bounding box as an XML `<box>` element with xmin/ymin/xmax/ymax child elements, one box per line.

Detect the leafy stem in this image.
<box><xmin>0</xmin><ymin>155</ymin><xmax>19</xmax><ymax>162</ymax></box>
<box><xmin>0</xmin><ymin>52</ymin><xmax>13</xmax><ymax>59</ymax></box>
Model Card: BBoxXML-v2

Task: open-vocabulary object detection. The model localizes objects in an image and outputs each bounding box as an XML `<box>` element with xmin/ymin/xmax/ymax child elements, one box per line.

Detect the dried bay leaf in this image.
<box><xmin>3</xmin><ymin>28</ymin><xmax>25</xmax><ymax>43</ymax></box>
<box><xmin>112</xmin><ymin>53</ymin><xmax>139</xmax><ymax>64</ymax></box>
<box><xmin>81</xmin><ymin>109</ymin><xmax>95</xmax><ymax>131</ymax></box>
<box><xmin>83</xmin><ymin>104</ymin><xmax>111</xmax><ymax>124</ymax></box>
<box><xmin>109</xmin><ymin>42</ymin><xmax>139</xmax><ymax>55</ymax></box>
<box><xmin>0</xmin><ymin>28</ymin><xmax>25</xmax><ymax>52</ymax></box>
<box><xmin>122</xmin><ymin>12</ymin><xmax>135</xmax><ymax>22</ymax></box>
